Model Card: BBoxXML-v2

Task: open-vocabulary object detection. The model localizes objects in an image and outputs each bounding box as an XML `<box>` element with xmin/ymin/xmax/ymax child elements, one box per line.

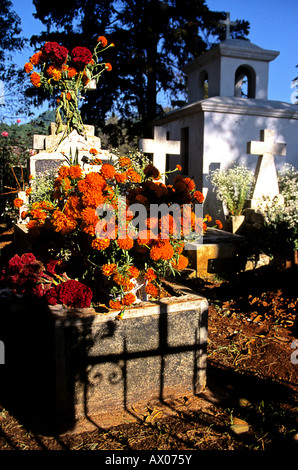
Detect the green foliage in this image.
<box><xmin>29</xmin><ymin>170</ymin><xmax>57</xmax><ymax>205</ymax></box>
<box><xmin>208</xmin><ymin>165</ymin><xmax>255</xmax><ymax>216</ymax></box>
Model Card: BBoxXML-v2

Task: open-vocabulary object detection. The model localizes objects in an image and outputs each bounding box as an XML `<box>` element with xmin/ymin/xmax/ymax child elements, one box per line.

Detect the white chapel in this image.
<box><xmin>139</xmin><ymin>16</ymin><xmax>298</xmax><ymax>218</ymax></box>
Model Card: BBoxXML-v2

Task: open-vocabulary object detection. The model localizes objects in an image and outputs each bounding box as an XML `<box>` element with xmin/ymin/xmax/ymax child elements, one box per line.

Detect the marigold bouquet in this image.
<box><xmin>24</xmin><ymin>36</ymin><xmax>114</xmax><ymax>139</ymax></box>
<box><xmin>24</xmin><ymin>151</ymin><xmax>220</xmax><ymax>315</ymax></box>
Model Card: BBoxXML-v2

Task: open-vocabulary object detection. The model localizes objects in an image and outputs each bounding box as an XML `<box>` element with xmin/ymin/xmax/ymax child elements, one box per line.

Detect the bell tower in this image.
<box><xmin>185</xmin><ymin>14</ymin><xmax>279</xmax><ymax>102</ymax></box>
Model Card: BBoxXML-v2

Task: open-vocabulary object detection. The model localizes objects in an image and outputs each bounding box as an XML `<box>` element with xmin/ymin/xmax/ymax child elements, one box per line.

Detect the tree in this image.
<box><xmin>30</xmin><ymin>0</ymin><xmax>249</xmax><ymax>136</ymax></box>
<box><xmin>0</xmin><ymin>0</ymin><xmax>30</xmax><ymax>121</ymax></box>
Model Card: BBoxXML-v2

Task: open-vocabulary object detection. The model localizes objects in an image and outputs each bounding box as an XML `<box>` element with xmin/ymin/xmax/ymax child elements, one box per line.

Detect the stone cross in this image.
<box><xmin>219</xmin><ymin>12</ymin><xmax>238</xmax><ymax>40</ymax></box>
<box><xmin>139</xmin><ymin>127</ymin><xmax>180</xmax><ymax>181</ymax></box>
<box><xmin>247</xmin><ymin>129</ymin><xmax>287</xmax><ymax>201</ymax></box>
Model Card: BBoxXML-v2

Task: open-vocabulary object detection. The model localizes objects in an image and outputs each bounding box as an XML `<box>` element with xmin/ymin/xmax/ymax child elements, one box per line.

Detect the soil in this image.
<box><xmin>0</xmin><ymin>224</ymin><xmax>297</xmax><ymax>452</ymax></box>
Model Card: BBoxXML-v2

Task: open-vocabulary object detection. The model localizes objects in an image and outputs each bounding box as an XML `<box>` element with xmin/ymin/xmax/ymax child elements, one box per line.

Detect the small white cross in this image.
<box><xmin>247</xmin><ymin>129</ymin><xmax>287</xmax><ymax>200</ymax></box>
<box><xmin>219</xmin><ymin>12</ymin><xmax>238</xmax><ymax>40</ymax></box>
<box><xmin>139</xmin><ymin>127</ymin><xmax>180</xmax><ymax>181</ymax></box>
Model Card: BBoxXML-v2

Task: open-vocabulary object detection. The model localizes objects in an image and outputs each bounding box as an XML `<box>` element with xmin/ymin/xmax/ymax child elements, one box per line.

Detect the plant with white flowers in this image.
<box><xmin>208</xmin><ymin>164</ymin><xmax>255</xmax><ymax>216</ymax></box>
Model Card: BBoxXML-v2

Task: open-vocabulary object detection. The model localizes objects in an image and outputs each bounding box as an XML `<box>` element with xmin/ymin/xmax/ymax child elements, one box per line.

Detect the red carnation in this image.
<box><xmin>71</xmin><ymin>46</ymin><xmax>92</xmax><ymax>70</ymax></box>
<box><xmin>42</xmin><ymin>41</ymin><xmax>69</xmax><ymax>65</ymax></box>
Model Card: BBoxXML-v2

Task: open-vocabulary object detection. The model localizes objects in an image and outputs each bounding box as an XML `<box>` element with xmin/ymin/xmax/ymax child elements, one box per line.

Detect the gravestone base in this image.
<box><xmin>0</xmin><ymin>282</ymin><xmax>208</xmax><ymax>434</ymax></box>
<box><xmin>185</xmin><ymin>228</ymin><xmax>246</xmax><ymax>278</ymax></box>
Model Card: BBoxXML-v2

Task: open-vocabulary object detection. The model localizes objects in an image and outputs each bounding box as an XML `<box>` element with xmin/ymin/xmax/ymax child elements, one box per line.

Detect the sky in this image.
<box><xmin>11</xmin><ymin>0</ymin><xmax>298</xmax><ymax>111</ymax></box>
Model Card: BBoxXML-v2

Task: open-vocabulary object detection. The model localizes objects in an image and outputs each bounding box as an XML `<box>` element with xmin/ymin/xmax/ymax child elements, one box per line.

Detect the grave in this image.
<box><xmin>0</xmin><ymin>281</ymin><xmax>208</xmax><ymax>432</ymax></box>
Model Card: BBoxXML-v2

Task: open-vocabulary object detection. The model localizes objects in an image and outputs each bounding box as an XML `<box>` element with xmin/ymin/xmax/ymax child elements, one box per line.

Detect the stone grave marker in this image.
<box><xmin>139</xmin><ymin>127</ymin><xmax>180</xmax><ymax>181</ymax></box>
<box><xmin>247</xmin><ymin>129</ymin><xmax>287</xmax><ymax>205</ymax></box>
<box><xmin>29</xmin><ymin>152</ymin><xmax>66</xmax><ymax>178</ymax></box>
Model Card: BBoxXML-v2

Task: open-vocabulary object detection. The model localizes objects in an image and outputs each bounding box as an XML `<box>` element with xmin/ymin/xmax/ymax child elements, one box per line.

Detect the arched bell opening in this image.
<box><xmin>234</xmin><ymin>65</ymin><xmax>256</xmax><ymax>98</ymax></box>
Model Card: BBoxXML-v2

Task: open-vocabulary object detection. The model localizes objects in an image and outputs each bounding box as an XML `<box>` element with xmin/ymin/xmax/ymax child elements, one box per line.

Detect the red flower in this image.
<box><xmin>42</xmin><ymin>42</ymin><xmax>69</xmax><ymax>65</ymax></box>
<box><xmin>46</xmin><ymin>280</ymin><xmax>93</xmax><ymax>308</ymax></box>
<box><xmin>71</xmin><ymin>46</ymin><xmax>92</xmax><ymax>70</ymax></box>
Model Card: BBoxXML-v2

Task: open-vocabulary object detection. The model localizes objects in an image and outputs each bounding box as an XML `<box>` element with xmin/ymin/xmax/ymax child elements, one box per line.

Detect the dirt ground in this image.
<box><xmin>0</xmin><ymin>224</ymin><xmax>297</xmax><ymax>452</ymax></box>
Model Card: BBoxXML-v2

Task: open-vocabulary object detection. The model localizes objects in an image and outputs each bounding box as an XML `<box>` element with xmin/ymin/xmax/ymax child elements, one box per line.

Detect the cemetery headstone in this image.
<box><xmin>139</xmin><ymin>127</ymin><xmax>180</xmax><ymax>181</ymax></box>
<box><xmin>247</xmin><ymin>129</ymin><xmax>287</xmax><ymax>205</ymax></box>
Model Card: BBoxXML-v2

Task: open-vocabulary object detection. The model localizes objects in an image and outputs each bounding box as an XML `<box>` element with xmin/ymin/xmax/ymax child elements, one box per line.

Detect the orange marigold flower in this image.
<box><xmin>68</xmin><ymin>165</ymin><xmax>82</xmax><ymax>179</ymax></box>
<box><xmin>216</xmin><ymin>220</ymin><xmax>223</xmax><ymax>229</ymax></box>
<box><xmin>30</xmin><ymin>51</ymin><xmax>45</xmax><ymax>65</ymax></box>
<box><xmin>92</xmin><ymin>238</ymin><xmax>110</xmax><ymax>250</ymax></box>
<box><xmin>114</xmin><ymin>172</ymin><xmax>127</xmax><ymax>183</ymax></box>
<box><xmin>26</xmin><ymin>187</ymin><xmax>32</xmax><ymax>196</ymax></box>
<box><xmin>21</xmin><ymin>211</ymin><xmax>28</xmax><ymax>220</ymax></box>
<box><xmin>24</xmin><ymin>62</ymin><xmax>33</xmax><ymax>73</ymax></box>
<box><xmin>13</xmin><ymin>198</ymin><xmax>24</xmax><ymax>208</ymax></box>
<box><xmin>58</xmin><ymin>165</ymin><xmax>70</xmax><ymax>178</ymax></box>
<box><xmin>81</xmin><ymin>207</ymin><xmax>98</xmax><ymax>225</ymax></box>
<box><xmin>84</xmin><ymin>172</ymin><xmax>107</xmax><ymax>190</ymax></box>
<box><xmin>109</xmin><ymin>299</ymin><xmax>122</xmax><ymax>310</ymax></box>
<box><xmin>52</xmin><ymin>210</ymin><xmax>77</xmax><ymax>235</ymax></box>
<box><xmin>121</xmin><ymin>292</ymin><xmax>136</xmax><ymax>306</ymax></box>
<box><xmin>97</xmin><ymin>36</ymin><xmax>108</xmax><ymax>47</ymax></box>
<box><xmin>100</xmin><ymin>163</ymin><xmax>116</xmax><ymax>180</ymax></box>
<box><xmin>145</xmin><ymin>268</ymin><xmax>157</xmax><ymax>282</ymax></box>
<box><xmin>89</xmin><ymin>148</ymin><xmax>98</xmax><ymax>155</ymax></box>
<box><xmin>193</xmin><ymin>191</ymin><xmax>204</xmax><ymax>203</ymax></box>
<box><xmin>30</xmin><ymin>72</ymin><xmax>41</xmax><ymax>88</ymax></box>
<box><xmin>184</xmin><ymin>177</ymin><xmax>195</xmax><ymax>191</ymax></box>
<box><xmin>64</xmin><ymin>195</ymin><xmax>82</xmax><ymax>219</ymax></box>
<box><xmin>67</xmin><ymin>66</ymin><xmax>78</xmax><ymax>78</ymax></box>
<box><xmin>46</xmin><ymin>64</ymin><xmax>62</xmax><ymax>81</ymax></box>
<box><xmin>102</xmin><ymin>263</ymin><xmax>117</xmax><ymax>277</ymax></box>
<box><xmin>66</xmin><ymin>92</ymin><xmax>72</xmax><ymax>100</ymax></box>
<box><xmin>128</xmin><ymin>266</ymin><xmax>140</xmax><ymax>278</ymax></box>
<box><xmin>105</xmin><ymin>63</ymin><xmax>112</xmax><ymax>71</ymax></box>
<box><xmin>117</xmin><ymin>236</ymin><xmax>134</xmax><ymax>250</ymax></box>
<box><xmin>205</xmin><ymin>213</ymin><xmax>212</xmax><ymax>222</ymax></box>
<box><xmin>81</xmin><ymin>189</ymin><xmax>106</xmax><ymax>208</ymax></box>
<box><xmin>172</xmin><ymin>254</ymin><xmax>189</xmax><ymax>271</ymax></box>
<box><xmin>145</xmin><ymin>283</ymin><xmax>159</xmax><ymax>297</ymax></box>
<box><xmin>127</xmin><ymin>168</ymin><xmax>141</xmax><ymax>183</ymax></box>
<box><xmin>119</xmin><ymin>156</ymin><xmax>131</xmax><ymax>168</ymax></box>
<box><xmin>176</xmin><ymin>164</ymin><xmax>182</xmax><ymax>171</ymax></box>
<box><xmin>150</xmin><ymin>240</ymin><xmax>174</xmax><ymax>261</ymax></box>
<box><xmin>31</xmin><ymin>208</ymin><xmax>47</xmax><ymax>221</ymax></box>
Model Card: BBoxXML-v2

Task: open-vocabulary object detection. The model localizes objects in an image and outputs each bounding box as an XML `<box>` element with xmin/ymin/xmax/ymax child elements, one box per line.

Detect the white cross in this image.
<box><xmin>219</xmin><ymin>12</ymin><xmax>238</xmax><ymax>40</ymax></box>
<box><xmin>139</xmin><ymin>127</ymin><xmax>181</xmax><ymax>181</ymax></box>
<box><xmin>247</xmin><ymin>129</ymin><xmax>287</xmax><ymax>200</ymax></box>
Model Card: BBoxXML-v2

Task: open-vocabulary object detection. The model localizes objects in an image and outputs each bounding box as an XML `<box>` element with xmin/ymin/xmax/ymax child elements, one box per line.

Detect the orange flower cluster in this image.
<box><xmin>13</xmin><ymin>198</ymin><xmax>24</xmax><ymax>208</ymax></box>
<box><xmin>25</xmin><ymin>153</ymin><xmax>221</xmax><ymax>313</ymax></box>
